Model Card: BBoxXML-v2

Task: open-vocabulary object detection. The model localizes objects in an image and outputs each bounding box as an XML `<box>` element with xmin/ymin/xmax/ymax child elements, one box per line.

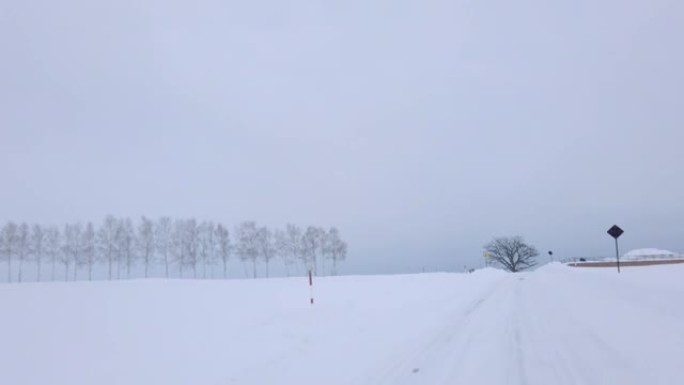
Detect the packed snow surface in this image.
<box><xmin>2</xmin><ymin>264</ymin><xmax>683</xmax><ymax>385</ymax></box>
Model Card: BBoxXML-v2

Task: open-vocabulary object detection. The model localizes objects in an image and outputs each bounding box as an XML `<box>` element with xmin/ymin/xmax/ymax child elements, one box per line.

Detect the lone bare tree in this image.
<box><xmin>484</xmin><ymin>236</ymin><xmax>538</xmax><ymax>272</ymax></box>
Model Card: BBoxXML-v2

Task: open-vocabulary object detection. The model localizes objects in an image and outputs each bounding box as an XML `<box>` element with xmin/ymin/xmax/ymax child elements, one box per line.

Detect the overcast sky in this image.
<box><xmin>1</xmin><ymin>0</ymin><xmax>682</xmax><ymax>274</ymax></box>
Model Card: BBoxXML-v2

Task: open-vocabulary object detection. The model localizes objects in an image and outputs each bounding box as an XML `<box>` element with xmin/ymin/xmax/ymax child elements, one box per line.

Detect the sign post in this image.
<box><xmin>607</xmin><ymin>225</ymin><xmax>624</xmax><ymax>273</ymax></box>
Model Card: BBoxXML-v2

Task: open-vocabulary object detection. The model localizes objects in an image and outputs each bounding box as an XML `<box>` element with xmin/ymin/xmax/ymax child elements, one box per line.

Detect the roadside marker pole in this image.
<box><xmin>308</xmin><ymin>269</ymin><xmax>314</xmax><ymax>304</ymax></box>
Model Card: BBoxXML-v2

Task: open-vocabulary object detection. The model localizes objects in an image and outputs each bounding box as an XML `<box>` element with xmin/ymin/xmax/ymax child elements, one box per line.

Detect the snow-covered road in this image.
<box><xmin>1</xmin><ymin>264</ymin><xmax>682</xmax><ymax>385</ymax></box>
<box><xmin>366</xmin><ymin>264</ymin><xmax>684</xmax><ymax>385</ymax></box>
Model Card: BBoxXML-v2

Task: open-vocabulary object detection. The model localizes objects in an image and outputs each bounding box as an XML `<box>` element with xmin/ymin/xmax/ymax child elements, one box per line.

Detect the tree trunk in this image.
<box><xmin>252</xmin><ymin>259</ymin><xmax>257</xmax><ymax>279</ymax></box>
<box><xmin>73</xmin><ymin>263</ymin><xmax>77</xmax><ymax>281</ymax></box>
<box><xmin>223</xmin><ymin>260</ymin><xmax>227</xmax><ymax>279</ymax></box>
<box><xmin>6</xmin><ymin>256</ymin><xmax>11</xmax><ymax>283</ymax></box>
<box><xmin>51</xmin><ymin>256</ymin><xmax>55</xmax><ymax>281</ymax></box>
<box><xmin>164</xmin><ymin>254</ymin><xmax>169</xmax><ymax>278</ymax></box>
<box><xmin>18</xmin><ymin>257</ymin><xmax>23</xmax><ymax>283</ymax></box>
<box><xmin>64</xmin><ymin>264</ymin><xmax>69</xmax><ymax>282</ymax></box>
<box><xmin>89</xmin><ymin>263</ymin><xmax>93</xmax><ymax>281</ymax></box>
<box><xmin>265</xmin><ymin>261</ymin><xmax>269</xmax><ymax>278</ymax></box>
<box><xmin>108</xmin><ymin>257</ymin><xmax>112</xmax><ymax>280</ymax></box>
<box><xmin>36</xmin><ymin>259</ymin><xmax>41</xmax><ymax>282</ymax></box>
<box><xmin>203</xmin><ymin>260</ymin><xmax>206</xmax><ymax>279</ymax></box>
<box><xmin>145</xmin><ymin>260</ymin><xmax>148</xmax><ymax>278</ymax></box>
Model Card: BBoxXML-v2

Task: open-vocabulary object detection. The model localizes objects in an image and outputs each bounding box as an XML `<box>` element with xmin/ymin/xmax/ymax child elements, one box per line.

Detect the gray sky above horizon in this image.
<box><xmin>1</xmin><ymin>0</ymin><xmax>683</xmax><ymax>274</ymax></box>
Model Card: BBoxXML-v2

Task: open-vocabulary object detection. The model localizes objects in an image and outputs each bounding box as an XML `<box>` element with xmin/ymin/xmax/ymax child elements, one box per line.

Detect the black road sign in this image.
<box><xmin>607</xmin><ymin>225</ymin><xmax>624</xmax><ymax>239</ymax></box>
<box><xmin>607</xmin><ymin>225</ymin><xmax>624</xmax><ymax>273</ymax></box>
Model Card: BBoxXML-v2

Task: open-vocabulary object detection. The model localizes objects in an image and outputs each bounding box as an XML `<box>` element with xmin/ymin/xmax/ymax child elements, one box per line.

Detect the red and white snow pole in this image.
<box><xmin>308</xmin><ymin>269</ymin><xmax>314</xmax><ymax>305</ymax></box>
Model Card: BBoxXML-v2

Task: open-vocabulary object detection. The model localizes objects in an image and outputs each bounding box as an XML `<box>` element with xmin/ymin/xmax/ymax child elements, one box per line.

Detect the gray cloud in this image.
<box><xmin>2</xmin><ymin>0</ymin><xmax>683</xmax><ymax>273</ymax></box>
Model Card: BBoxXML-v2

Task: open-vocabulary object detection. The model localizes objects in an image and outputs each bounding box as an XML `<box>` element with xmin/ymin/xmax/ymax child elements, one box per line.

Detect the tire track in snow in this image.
<box><xmin>355</xmin><ymin>274</ymin><xmax>520</xmax><ymax>385</ymax></box>
<box><xmin>516</xmin><ymin>270</ymin><xmax>647</xmax><ymax>385</ymax></box>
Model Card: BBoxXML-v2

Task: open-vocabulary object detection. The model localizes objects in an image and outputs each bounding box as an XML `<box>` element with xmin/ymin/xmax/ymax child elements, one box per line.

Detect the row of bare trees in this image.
<box><xmin>0</xmin><ymin>217</ymin><xmax>347</xmax><ymax>283</ymax></box>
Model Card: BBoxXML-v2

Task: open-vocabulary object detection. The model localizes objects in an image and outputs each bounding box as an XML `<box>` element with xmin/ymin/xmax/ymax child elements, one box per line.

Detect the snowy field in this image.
<box><xmin>1</xmin><ymin>264</ymin><xmax>683</xmax><ymax>385</ymax></box>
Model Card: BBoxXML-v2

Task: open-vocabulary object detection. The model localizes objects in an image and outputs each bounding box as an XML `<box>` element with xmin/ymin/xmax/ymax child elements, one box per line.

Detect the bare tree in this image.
<box><xmin>155</xmin><ymin>217</ymin><xmax>172</xmax><ymax>278</ymax></box>
<box><xmin>198</xmin><ymin>221</ymin><xmax>216</xmax><ymax>279</ymax></box>
<box><xmin>326</xmin><ymin>227</ymin><xmax>347</xmax><ymax>276</ymax></box>
<box><xmin>172</xmin><ymin>219</ymin><xmax>186</xmax><ymax>277</ymax></box>
<box><xmin>1</xmin><ymin>222</ymin><xmax>18</xmax><ymax>283</ymax></box>
<box><xmin>302</xmin><ymin>226</ymin><xmax>323</xmax><ymax>275</ymax></box>
<box><xmin>44</xmin><ymin>226</ymin><xmax>60</xmax><ymax>281</ymax></box>
<box><xmin>257</xmin><ymin>226</ymin><xmax>276</xmax><ymax>278</ymax></box>
<box><xmin>30</xmin><ymin>224</ymin><xmax>45</xmax><ymax>281</ymax></box>
<box><xmin>215</xmin><ymin>223</ymin><xmax>231</xmax><ymax>279</ymax></box>
<box><xmin>115</xmin><ymin>218</ymin><xmax>135</xmax><ymax>279</ymax></box>
<box><xmin>114</xmin><ymin>220</ymin><xmax>124</xmax><ymax>279</ymax></box>
<box><xmin>71</xmin><ymin>223</ymin><xmax>83</xmax><ymax>281</ymax></box>
<box><xmin>82</xmin><ymin>222</ymin><xmax>96</xmax><ymax>280</ymax></box>
<box><xmin>185</xmin><ymin>219</ymin><xmax>199</xmax><ymax>278</ymax></box>
<box><xmin>235</xmin><ymin>221</ymin><xmax>259</xmax><ymax>278</ymax></box>
<box><xmin>284</xmin><ymin>224</ymin><xmax>304</xmax><ymax>275</ymax></box>
<box><xmin>318</xmin><ymin>227</ymin><xmax>331</xmax><ymax>277</ymax></box>
<box><xmin>98</xmin><ymin>216</ymin><xmax>118</xmax><ymax>280</ymax></box>
<box><xmin>484</xmin><ymin>236</ymin><xmax>538</xmax><ymax>272</ymax></box>
<box><xmin>16</xmin><ymin>223</ymin><xmax>30</xmax><ymax>283</ymax></box>
<box><xmin>207</xmin><ymin>222</ymin><xmax>218</xmax><ymax>277</ymax></box>
<box><xmin>61</xmin><ymin>224</ymin><xmax>78</xmax><ymax>281</ymax></box>
<box><xmin>274</xmin><ymin>228</ymin><xmax>289</xmax><ymax>276</ymax></box>
<box><xmin>138</xmin><ymin>216</ymin><xmax>155</xmax><ymax>278</ymax></box>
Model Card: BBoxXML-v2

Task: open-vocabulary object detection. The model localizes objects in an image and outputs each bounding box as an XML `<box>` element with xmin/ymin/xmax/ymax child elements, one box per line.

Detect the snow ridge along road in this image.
<box><xmin>1</xmin><ymin>264</ymin><xmax>683</xmax><ymax>385</ymax></box>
